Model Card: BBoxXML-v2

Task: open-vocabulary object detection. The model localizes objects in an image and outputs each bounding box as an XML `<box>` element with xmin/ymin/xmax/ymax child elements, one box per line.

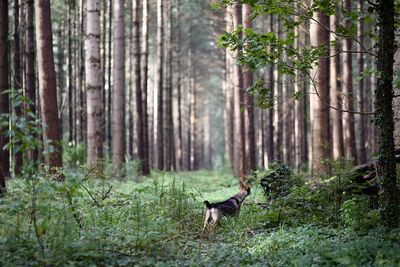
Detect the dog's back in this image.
<box><xmin>203</xmin><ymin>181</ymin><xmax>251</xmax><ymax>230</ymax></box>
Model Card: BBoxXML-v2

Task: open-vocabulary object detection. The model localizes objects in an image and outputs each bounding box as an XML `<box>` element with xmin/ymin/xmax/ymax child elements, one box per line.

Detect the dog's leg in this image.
<box><xmin>203</xmin><ymin>209</ymin><xmax>211</xmax><ymax>231</ymax></box>
<box><xmin>211</xmin><ymin>210</ymin><xmax>221</xmax><ymax>229</ymax></box>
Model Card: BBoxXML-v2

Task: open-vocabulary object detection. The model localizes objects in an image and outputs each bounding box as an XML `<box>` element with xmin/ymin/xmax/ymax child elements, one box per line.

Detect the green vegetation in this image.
<box><xmin>1</xmin><ymin>167</ymin><xmax>399</xmax><ymax>266</ymax></box>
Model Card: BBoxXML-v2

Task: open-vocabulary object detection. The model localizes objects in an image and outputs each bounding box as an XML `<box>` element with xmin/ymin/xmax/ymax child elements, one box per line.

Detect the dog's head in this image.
<box><xmin>239</xmin><ymin>181</ymin><xmax>251</xmax><ymax>195</ymax></box>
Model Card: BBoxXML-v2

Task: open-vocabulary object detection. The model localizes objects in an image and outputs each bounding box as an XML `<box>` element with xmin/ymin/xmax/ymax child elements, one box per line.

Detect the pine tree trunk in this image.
<box><xmin>164</xmin><ymin>0</ymin><xmax>174</xmax><ymax>171</ymax></box>
<box><xmin>311</xmin><ymin>11</ymin><xmax>330</xmax><ymax>176</ymax></box>
<box><xmin>156</xmin><ymin>0</ymin><xmax>164</xmax><ymax>170</ymax></box>
<box><xmin>330</xmin><ymin>13</ymin><xmax>344</xmax><ymax>159</ymax></box>
<box><xmin>35</xmin><ymin>0</ymin><xmax>63</xmax><ymax>174</ymax></box>
<box><xmin>223</xmin><ymin>6</ymin><xmax>234</xmax><ymax>169</ymax></box>
<box><xmin>375</xmin><ymin>0</ymin><xmax>399</xmax><ymax>229</ymax></box>
<box><xmin>176</xmin><ymin>0</ymin><xmax>183</xmax><ymax>170</ymax></box>
<box><xmin>111</xmin><ymin>0</ymin><xmax>125</xmax><ymax>173</ymax></box>
<box><xmin>141</xmin><ymin>0</ymin><xmax>150</xmax><ymax>175</ymax></box>
<box><xmin>133</xmin><ymin>0</ymin><xmax>145</xmax><ymax>174</ymax></box>
<box><xmin>107</xmin><ymin>0</ymin><xmax>112</xmax><ymax>155</ymax></box>
<box><xmin>342</xmin><ymin>0</ymin><xmax>358</xmax><ymax>164</ymax></box>
<box><xmin>25</xmin><ymin>0</ymin><xmax>37</xmax><ymax>161</ymax></box>
<box><xmin>86</xmin><ymin>0</ymin><xmax>103</xmax><ymax>165</ymax></box>
<box><xmin>358</xmin><ymin>0</ymin><xmax>367</xmax><ymax>163</ymax></box>
<box><xmin>232</xmin><ymin>3</ymin><xmax>244</xmax><ymax>178</ymax></box>
<box><xmin>68</xmin><ymin>0</ymin><xmax>74</xmax><ymax>144</ymax></box>
<box><xmin>242</xmin><ymin>4</ymin><xmax>256</xmax><ymax>174</ymax></box>
<box><xmin>0</xmin><ymin>0</ymin><xmax>10</xmax><ymax>193</ymax></box>
<box><xmin>13</xmin><ymin>0</ymin><xmax>23</xmax><ymax>174</ymax></box>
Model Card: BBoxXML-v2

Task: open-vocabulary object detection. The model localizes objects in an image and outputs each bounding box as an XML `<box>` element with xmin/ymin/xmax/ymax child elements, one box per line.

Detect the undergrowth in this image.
<box><xmin>0</xmin><ymin>166</ymin><xmax>400</xmax><ymax>266</ymax></box>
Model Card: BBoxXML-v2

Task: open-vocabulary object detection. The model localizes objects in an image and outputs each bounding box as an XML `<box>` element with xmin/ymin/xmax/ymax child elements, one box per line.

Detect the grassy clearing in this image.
<box><xmin>1</xmin><ymin>169</ymin><xmax>400</xmax><ymax>266</ymax></box>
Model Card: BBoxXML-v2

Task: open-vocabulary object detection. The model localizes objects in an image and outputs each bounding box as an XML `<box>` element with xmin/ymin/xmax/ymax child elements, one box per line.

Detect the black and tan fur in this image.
<box><xmin>203</xmin><ymin>181</ymin><xmax>251</xmax><ymax>230</ymax></box>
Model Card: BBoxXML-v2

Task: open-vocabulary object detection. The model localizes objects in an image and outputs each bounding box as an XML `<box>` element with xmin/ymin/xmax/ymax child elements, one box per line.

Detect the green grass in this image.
<box><xmin>1</xmin><ymin>169</ymin><xmax>400</xmax><ymax>266</ymax></box>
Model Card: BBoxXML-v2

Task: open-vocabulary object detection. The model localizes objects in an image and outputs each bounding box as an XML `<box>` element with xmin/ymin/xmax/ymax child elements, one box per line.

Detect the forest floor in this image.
<box><xmin>1</xmin><ymin>168</ymin><xmax>400</xmax><ymax>266</ymax></box>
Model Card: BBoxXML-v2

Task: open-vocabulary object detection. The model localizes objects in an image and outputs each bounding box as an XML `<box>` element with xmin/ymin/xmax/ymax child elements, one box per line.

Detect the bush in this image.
<box><xmin>259</xmin><ymin>163</ymin><xmax>301</xmax><ymax>202</ymax></box>
<box><xmin>341</xmin><ymin>196</ymin><xmax>380</xmax><ymax>230</ymax></box>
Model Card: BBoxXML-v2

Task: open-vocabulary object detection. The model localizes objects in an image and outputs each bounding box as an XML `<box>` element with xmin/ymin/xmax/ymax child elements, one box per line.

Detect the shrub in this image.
<box><xmin>259</xmin><ymin>162</ymin><xmax>301</xmax><ymax>202</ymax></box>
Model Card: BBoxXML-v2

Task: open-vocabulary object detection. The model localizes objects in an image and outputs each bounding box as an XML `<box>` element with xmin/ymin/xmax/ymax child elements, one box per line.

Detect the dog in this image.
<box><xmin>203</xmin><ymin>181</ymin><xmax>251</xmax><ymax>230</ymax></box>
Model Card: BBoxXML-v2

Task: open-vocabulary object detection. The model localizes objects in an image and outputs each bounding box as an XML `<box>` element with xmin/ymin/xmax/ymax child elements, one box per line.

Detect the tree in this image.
<box><xmin>35</xmin><ymin>0</ymin><xmax>63</xmax><ymax>174</ymax></box>
<box><xmin>342</xmin><ymin>0</ymin><xmax>357</xmax><ymax>164</ymax></box>
<box><xmin>330</xmin><ymin>13</ymin><xmax>344</xmax><ymax>160</ymax></box>
<box><xmin>223</xmin><ymin>6</ymin><xmax>234</xmax><ymax>168</ymax></box>
<box><xmin>13</xmin><ymin>0</ymin><xmax>23</xmax><ymax>174</ymax></box>
<box><xmin>242</xmin><ymin>3</ymin><xmax>256</xmax><ymax>174</ymax></box>
<box><xmin>133</xmin><ymin>0</ymin><xmax>144</xmax><ymax>174</ymax></box>
<box><xmin>141</xmin><ymin>0</ymin><xmax>150</xmax><ymax>175</ymax></box>
<box><xmin>311</xmin><ymin>11</ymin><xmax>330</xmax><ymax>176</ymax></box>
<box><xmin>86</xmin><ymin>0</ymin><xmax>103</xmax><ymax>165</ymax></box>
<box><xmin>375</xmin><ymin>0</ymin><xmax>399</xmax><ymax>229</ymax></box>
<box><xmin>0</xmin><ymin>0</ymin><xmax>9</xmax><ymax>194</ymax></box>
<box><xmin>156</xmin><ymin>0</ymin><xmax>164</xmax><ymax>170</ymax></box>
<box><xmin>111</xmin><ymin>0</ymin><xmax>125</xmax><ymax>173</ymax></box>
<box><xmin>232</xmin><ymin>3</ymin><xmax>244</xmax><ymax>178</ymax></box>
<box><xmin>68</xmin><ymin>0</ymin><xmax>74</xmax><ymax>144</ymax></box>
<box><xmin>25</xmin><ymin>0</ymin><xmax>37</xmax><ymax>161</ymax></box>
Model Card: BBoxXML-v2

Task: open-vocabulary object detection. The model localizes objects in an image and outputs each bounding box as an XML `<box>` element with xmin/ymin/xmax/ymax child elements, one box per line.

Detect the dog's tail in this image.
<box><xmin>204</xmin><ymin>200</ymin><xmax>213</xmax><ymax>209</ymax></box>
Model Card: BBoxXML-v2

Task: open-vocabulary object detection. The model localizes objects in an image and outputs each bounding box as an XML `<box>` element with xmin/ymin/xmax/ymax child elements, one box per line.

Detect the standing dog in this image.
<box><xmin>203</xmin><ymin>181</ymin><xmax>251</xmax><ymax>230</ymax></box>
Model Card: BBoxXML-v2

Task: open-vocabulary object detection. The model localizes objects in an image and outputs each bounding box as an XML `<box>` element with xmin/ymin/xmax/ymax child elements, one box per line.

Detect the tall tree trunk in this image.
<box><xmin>266</xmin><ymin>16</ymin><xmax>274</xmax><ymax>165</ymax></box>
<box><xmin>375</xmin><ymin>0</ymin><xmax>399</xmax><ymax>229</ymax></box>
<box><xmin>342</xmin><ymin>0</ymin><xmax>358</xmax><ymax>164</ymax></box>
<box><xmin>133</xmin><ymin>0</ymin><xmax>144</xmax><ymax>174</ymax></box>
<box><xmin>176</xmin><ymin>0</ymin><xmax>183</xmax><ymax>170</ymax></box>
<box><xmin>0</xmin><ymin>0</ymin><xmax>10</xmax><ymax>194</ymax></box>
<box><xmin>68</xmin><ymin>0</ymin><xmax>74</xmax><ymax>144</ymax></box>
<box><xmin>78</xmin><ymin>0</ymin><xmax>86</xmax><ymax>145</ymax></box>
<box><xmin>86</xmin><ymin>0</ymin><xmax>103</xmax><ymax>165</ymax></box>
<box><xmin>358</xmin><ymin>0</ymin><xmax>367</xmax><ymax>163</ymax></box>
<box><xmin>111</xmin><ymin>0</ymin><xmax>125</xmax><ymax>173</ymax></box>
<box><xmin>232</xmin><ymin>3</ymin><xmax>244</xmax><ymax>178</ymax></box>
<box><xmin>35</xmin><ymin>0</ymin><xmax>63</xmax><ymax>174</ymax></box>
<box><xmin>25</xmin><ymin>0</ymin><xmax>37</xmax><ymax>161</ymax></box>
<box><xmin>330</xmin><ymin>13</ymin><xmax>344</xmax><ymax>159</ymax></box>
<box><xmin>107</xmin><ymin>0</ymin><xmax>112</xmax><ymax>155</ymax></box>
<box><xmin>141</xmin><ymin>0</ymin><xmax>150</xmax><ymax>175</ymax></box>
<box><xmin>14</xmin><ymin>0</ymin><xmax>23</xmax><ymax>174</ymax></box>
<box><xmin>223</xmin><ymin>6</ymin><xmax>234</xmax><ymax>168</ymax></box>
<box><xmin>242</xmin><ymin>4</ymin><xmax>256</xmax><ymax>174</ymax></box>
<box><xmin>164</xmin><ymin>0</ymin><xmax>173</xmax><ymax>171</ymax></box>
<box><xmin>156</xmin><ymin>0</ymin><xmax>164</xmax><ymax>170</ymax></box>
<box><xmin>311</xmin><ymin>11</ymin><xmax>330</xmax><ymax>176</ymax></box>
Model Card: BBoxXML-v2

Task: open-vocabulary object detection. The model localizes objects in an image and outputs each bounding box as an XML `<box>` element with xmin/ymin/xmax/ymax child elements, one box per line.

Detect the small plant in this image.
<box><xmin>0</xmin><ymin>89</ymin><xmax>43</xmax><ymax>175</ymax></box>
<box><xmin>341</xmin><ymin>196</ymin><xmax>379</xmax><ymax>230</ymax></box>
<box><xmin>259</xmin><ymin>162</ymin><xmax>301</xmax><ymax>202</ymax></box>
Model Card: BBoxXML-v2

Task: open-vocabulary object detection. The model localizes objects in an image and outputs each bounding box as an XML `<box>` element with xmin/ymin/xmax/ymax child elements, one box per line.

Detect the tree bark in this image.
<box><xmin>176</xmin><ymin>0</ymin><xmax>183</xmax><ymax>170</ymax></box>
<box><xmin>68</xmin><ymin>0</ymin><xmax>74</xmax><ymax>144</ymax></box>
<box><xmin>375</xmin><ymin>0</ymin><xmax>399</xmax><ymax>229</ymax></box>
<box><xmin>0</xmin><ymin>0</ymin><xmax>10</xmax><ymax>193</ymax></box>
<box><xmin>35</xmin><ymin>0</ymin><xmax>63</xmax><ymax>174</ymax></box>
<box><xmin>232</xmin><ymin>3</ymin><xmax>244</xmax><ymax>178</ymax></box>
<box><xmin>330</xmin><ymin>13</ymin><xmax>344</xmax><ymax>160</ymax></box>
<box><xmin>342</xmin><ymin>0</ymin><xmax>358</xmax><ymax>164</ymax></box>
<box><xmin>25</xmin><ymin>0</ymin><xmax>37</xmax><ymax>161</ymax></box>
<box><xmin>311</xmin><ymin>11</ymin><xmax>330</xmax><ymax>176</ymax></box>
<box><xmin>156</xmin><ymin>0</ymin><xmax>164</xmax><ymax>170</ymax></box>
<box><xmin>112</xmin><ymin>0</ymin><xmax>125</xmax><ymax>173</ymax></box>
<box><xmin>133</xmin><ymin>0</ymin><xmax>145</xmax><ymax>174</ymax></box>
<box><xmin>242</xmin><ymin>4</ymin><xmax>256</xmax><ymax>174</ymax></box>
<box><xmin>13</xmin><ymin>0</ymin><xmax>23</xmax><ymax>174</ymax></box>
<box><xmin>141</xmin><ymin>0</ymin><xmax>150</xmax><ymax>175</ymax></box>
<box><xmin>358</xmin><ymin>0</ymin><xmax>367</xmax><ymax>163</ymax></box>
<box><xmin>86</xmin><ymin>0</ymin><xmax>103</xmax><ymax>165</ymax></box>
